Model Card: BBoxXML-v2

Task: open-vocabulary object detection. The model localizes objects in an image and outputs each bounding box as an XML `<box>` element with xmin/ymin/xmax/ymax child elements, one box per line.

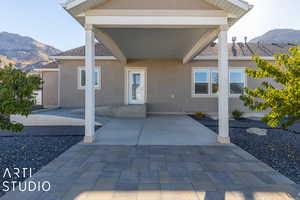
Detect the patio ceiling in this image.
<box><xmin>97</xmin><ymin>27</ymin><xmax>215</xmax><ymax>59</ymax></box>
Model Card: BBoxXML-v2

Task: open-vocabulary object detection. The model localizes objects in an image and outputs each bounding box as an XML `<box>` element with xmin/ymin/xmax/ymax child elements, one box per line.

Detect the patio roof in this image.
<box><xmin>63</xmin><ymin>0</ymin><xmax>252</xmax><ymax>19</ymax></box>
<box><xmin>61</xmin><ymin>0</ymin><xmax>252</xmax><ymax>63</ymax></box>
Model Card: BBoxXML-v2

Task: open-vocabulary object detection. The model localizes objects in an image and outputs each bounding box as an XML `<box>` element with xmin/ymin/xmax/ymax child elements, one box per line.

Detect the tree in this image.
<box><xmin>240</xmin><ymin>45</ymin><xmax>300</xmax><ymax>129</ymax></box>
<box><xmin>0</xmin><ymin>64</ymin><xmax>42</xmax><ymax>132</ymax></box>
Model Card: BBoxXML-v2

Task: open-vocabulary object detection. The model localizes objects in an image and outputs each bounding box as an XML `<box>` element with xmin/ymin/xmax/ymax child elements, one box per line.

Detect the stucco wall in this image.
<box><xmin>58</xmin><ymin>59</ymin><xmax>273</xmax><ymax>114</ymax></box>
<box><xmin>59</xmin><ymin>60</ymin><xmax>125</xmax><ymax>108</ymax></box>
<box><xmin>42</xmin><ymin>71</ymin><xmax>59</xmax><ymax>107</ymax></box>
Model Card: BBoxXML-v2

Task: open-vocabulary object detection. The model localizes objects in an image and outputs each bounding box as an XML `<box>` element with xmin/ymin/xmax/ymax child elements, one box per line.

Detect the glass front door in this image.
<box><xmin>128</xmin><ymin>69</ymin><xmax>145</xmax><ymax>104</ymax></box>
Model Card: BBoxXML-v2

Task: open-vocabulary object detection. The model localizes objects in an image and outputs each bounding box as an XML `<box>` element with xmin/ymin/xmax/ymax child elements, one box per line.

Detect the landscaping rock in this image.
<box><xmin>0</xmin><ymin>127</ymin><xmax>84</xmax><ymax>198</ymax></box>
<box><xmin>246</xmin><ymin>128</ymin><xmax>268</xmax><ymax>136</ymax></box>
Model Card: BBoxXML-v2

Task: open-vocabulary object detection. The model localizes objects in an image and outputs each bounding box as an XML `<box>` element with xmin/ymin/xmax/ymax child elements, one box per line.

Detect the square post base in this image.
<box><xmin>217</xmin><ymin>136</ymin><xmax>230</xmax><ymax>144</ymax></box>
<box><xmin>84</xmin><ymin>136</ymin><xmax>95</xmax><ymax>143</ymax></box>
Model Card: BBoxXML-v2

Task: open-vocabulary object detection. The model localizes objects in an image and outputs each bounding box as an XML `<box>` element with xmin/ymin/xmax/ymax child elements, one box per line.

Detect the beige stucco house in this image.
<box><xmin>41</xmin><ymin>0</ymin><xmax>292</xmax><ymax>144</ymax></box>
<box><xmin>49</xmin><ymin>42</ymin><xmax>291</xmax><ymax>113</ymax></box>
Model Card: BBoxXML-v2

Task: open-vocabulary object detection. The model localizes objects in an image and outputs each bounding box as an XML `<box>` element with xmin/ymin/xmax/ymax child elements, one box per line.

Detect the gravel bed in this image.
<box><xmin>0</xmin><ymin>126</ymin><xmax>101</xmax><ymax>137</ymax></box>
<box><xmin>0</xmin><ymin>127</ymin><xmax>84</xmax><ymax>197</ymax></box>
<box><xmin>191</xmin><ymin>116</ymin><xmax>300</xmax><ymax>184</ymax></box>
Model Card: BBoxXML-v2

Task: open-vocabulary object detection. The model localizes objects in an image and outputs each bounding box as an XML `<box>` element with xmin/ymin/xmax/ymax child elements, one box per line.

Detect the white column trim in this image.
<box><xmin>84</xmin><ymin>24</ymin><xmax>96</xmax><ymax>143</ymax></box>
<box><xmin>217</xmin><ymin>24</ymin><xmax>230</xmax><ymax>144</ymax></box>
<box><xmin>86</xmin><ymin>16</ymin><xmax>228</xmax><ymax>28</ymax></box>
<box><xmin>58</xmin><ymin>65</ymin><xmax>61</xmax><ymax>107</ymax></box>
<box><xmin>85</xmin><ymin>9</ymin><xmax>233</xmax><ymax>17</ymax></box>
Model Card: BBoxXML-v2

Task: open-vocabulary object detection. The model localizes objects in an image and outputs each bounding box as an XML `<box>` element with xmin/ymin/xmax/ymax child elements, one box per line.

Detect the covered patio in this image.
<box><xmin>62</xmin><ymin>0</ymin><xmax>253</xmax><ymax>144</ymax></box>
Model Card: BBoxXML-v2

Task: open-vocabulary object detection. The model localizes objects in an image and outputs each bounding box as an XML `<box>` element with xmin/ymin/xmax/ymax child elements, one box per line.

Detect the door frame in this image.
<box><xmin>124</xmin><ymin>67</ymin><xmax>147</xmax><ymax>105</ymax></box>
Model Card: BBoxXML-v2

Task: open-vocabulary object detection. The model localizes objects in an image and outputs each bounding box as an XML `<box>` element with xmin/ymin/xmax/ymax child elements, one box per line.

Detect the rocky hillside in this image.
<box><xmin>250</xmin><ymin>29</ymin><xmax>300</xmax><ymax>44</ymax></box>
<box><xmin>0</xmin><ymin>32</ymin><xmax>61</xmax><ymax>68</ymax></box>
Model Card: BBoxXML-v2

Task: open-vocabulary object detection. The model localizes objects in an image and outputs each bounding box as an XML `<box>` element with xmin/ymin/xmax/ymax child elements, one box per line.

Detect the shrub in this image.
<box><xmin>0</xmin><ymin>64</ymin><xmax>42</xmax><ymax>132</ymax></box>
<box><xmin>232</xmin><ymin>110</ymin><xmax>244</xmax><ymax>120</ymax></box>
<box><xmin>194</xmin><ymin>112</ymin><xmax>205</xmax><ymax>119</ymax></box>
<box><xmin>240</xmin><ymin>45</ymin><xmax>300</xmax><ymax>128</ymax></box>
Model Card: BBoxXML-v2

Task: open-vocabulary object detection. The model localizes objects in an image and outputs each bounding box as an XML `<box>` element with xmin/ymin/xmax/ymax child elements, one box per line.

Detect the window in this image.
<box><xmin>230</xmin><ymin>69</ymin><xmax>245</xmax><ymax>95</ymax></box>
<box><xmin>193</xmin><ymin>69</ymin><xmax>209</xmax><ymax>95</ymax></box>
<box><xmin>78</xmin><ymin>67</ymin><xmax>101</xmax><ymax>89</ymax></box>
<box><xmin>211</xmin><ymin>70</ymin><xmax>218</xmax><ymax>95</ymax></box>
<box><xmin>192</xmin><ymin>68</ymin><xmax>246</xmax><ymax>97</ymax></box>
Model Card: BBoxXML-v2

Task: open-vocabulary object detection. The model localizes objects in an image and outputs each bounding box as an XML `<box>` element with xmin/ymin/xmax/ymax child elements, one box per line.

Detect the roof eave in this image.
<box><xmin>34</xmin><ymin>68</ymin><xmax>60</xmax><ymax>72</ymax></box>
<box><xmin>62</xmin><ymin>0</ymin><xmax>87</xmax><ymax>10</ymax></box>
<box><xmin>227</xmin><ymin>0</ymin><xmax>253</xmax><ymax>11</ymax></box>
<box><xmin>64</xmin><ymin>0</ymin><xmax>253</xmax><ymax>16</ymax></box>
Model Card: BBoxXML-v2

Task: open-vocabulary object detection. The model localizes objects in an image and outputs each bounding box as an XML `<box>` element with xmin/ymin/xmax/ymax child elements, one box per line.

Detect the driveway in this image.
<box><xmin>95</xmin><ymin>115</ymin><xmax>217</xmax><ymax>145</ymax></box>
<box><xmin>1</xmin><ymin>145</ymin><xmax>299</xmax><ymax>200</ymax></box>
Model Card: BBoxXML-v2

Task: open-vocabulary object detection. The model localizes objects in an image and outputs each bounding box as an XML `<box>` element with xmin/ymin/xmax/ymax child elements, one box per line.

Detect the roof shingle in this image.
<box><xmin>55</xmin><ymin>43</ymin><xmax>113</xmax><ymax>57</ymax></box>
<box><xmin>54</xmin><ymin>41</ymin><xmax>294</xmax><ymax>58</ymax></box>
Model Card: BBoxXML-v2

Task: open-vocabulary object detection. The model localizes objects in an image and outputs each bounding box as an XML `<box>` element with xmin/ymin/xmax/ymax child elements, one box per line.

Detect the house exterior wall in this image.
<box><xmin>59</xmin><ymin>60</ymin><xmax>124</xmax><ymax>108</ymax></box>
<box><xmin>58</xmin><ymin>59</ymin><xmax>272</xmax><ymax>115</ymax></box>
<box><xmin>42</xmin><ymin>71</ymin><xmax>59</xmax><ymax>107</ymax></box>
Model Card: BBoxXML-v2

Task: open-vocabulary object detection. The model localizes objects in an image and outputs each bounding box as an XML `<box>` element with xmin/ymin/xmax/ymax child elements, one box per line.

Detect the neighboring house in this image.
<box><xmin>26</xmin><ymin>61</ymin><xmax>60</xmax><ymax>108</ymax></box>
<box><xmin>51</xmin><ymin>0</ymin><xmax>291</xmax><ymax>143</ymax></box>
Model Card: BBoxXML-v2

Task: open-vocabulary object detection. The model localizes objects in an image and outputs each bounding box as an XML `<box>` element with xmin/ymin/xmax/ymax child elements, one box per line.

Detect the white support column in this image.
<box><xmin>84</xmin><ymin>24</ymin><xmax>95</xmax><ymax>143</ymax></box>
<box><xmin>217</xmin><ymin>25</ymin><xmax>230</xmax><ymax>144</ymax></box>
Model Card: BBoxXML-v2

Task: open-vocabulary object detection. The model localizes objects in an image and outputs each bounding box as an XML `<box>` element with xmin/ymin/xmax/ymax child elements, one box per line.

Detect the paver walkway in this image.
<box><xmin>95</xmin><ymin>115</ymin><xmax>217</xmax><ymax>145</ymax></box>
<box><xmin>2</xmin><ymin>145</ymin><xmax>299</xmax><ymax>200</ymax></box>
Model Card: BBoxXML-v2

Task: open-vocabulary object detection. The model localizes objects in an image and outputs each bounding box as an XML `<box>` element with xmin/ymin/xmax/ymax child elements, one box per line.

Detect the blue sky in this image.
<box><xmin>1</xmin><ymin>0</ymin><xmax>299</xmax><ymax>51</ymax></box>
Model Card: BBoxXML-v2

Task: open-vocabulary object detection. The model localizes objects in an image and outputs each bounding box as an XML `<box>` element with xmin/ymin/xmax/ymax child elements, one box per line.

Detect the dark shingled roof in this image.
<box><xmin>54</xmin><ymin>41</ymin><xmax>295</xmax><ymax>58</ymax></box>
<box><xmin>199</xmin><ymin>42</ymin><xmax>293</xmax><ymax>57</ymax></box>
<box><xmin>22</xmin><ymin>61</ymin><xmax>49</xmax><ymax>72</ymax></box>
<box><xmin>55</xmin><ymin>43</ymin><xmax>113</xmax><ymax>57</ymax></box>
<box><xmin>23</xmin><ymin>61</ymin><xmax>59</xmax><ymax>72</ymax></box>
<box><xmin>36</xmin><ymin>61</ymin><xmax>59</xmax><ymax>69</ymax></box>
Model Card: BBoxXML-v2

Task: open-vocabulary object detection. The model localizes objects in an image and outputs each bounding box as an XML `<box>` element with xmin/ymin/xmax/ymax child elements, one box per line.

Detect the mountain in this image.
<box><xmin>250</xmin><ymin>29</ymin><xmax>300</xmax><ymax>44</ymax></box>
<box><xmin>0</xmin><ymin>32</ymin><xmax>61</xmax><ymax>68</ymax></box>
<box><xmin>0</xmin><ymin>55</ymin><xmax>15</xmax><ymax>68</ymax></box>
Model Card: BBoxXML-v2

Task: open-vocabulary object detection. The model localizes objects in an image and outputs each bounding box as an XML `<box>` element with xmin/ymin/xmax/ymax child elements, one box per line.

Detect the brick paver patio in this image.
<box><xmin>2</xmin><ymin>144</ymin><xmax>300</xmax><ymax>200</ymax></box>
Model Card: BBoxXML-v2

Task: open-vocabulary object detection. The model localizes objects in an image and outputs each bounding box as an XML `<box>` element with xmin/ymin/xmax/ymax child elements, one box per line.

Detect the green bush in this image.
<box><xmin>240</xmin><ymin>45</ymin><xmax>300</xmax><ymax>128</ymax></box>
<box><xmin>193</xmin><ymin>112</ymin><xmax>205</xmax><ymax>119</ymax></box>
<box><xmin>232</xmin><ymin>110</ymin><xmax>244</xmax><ymax>120</ymax></box>
<box><xmin>0</xmin><ymin>64</ymin><xmax>42</xmax><ymax>132</ymax></box>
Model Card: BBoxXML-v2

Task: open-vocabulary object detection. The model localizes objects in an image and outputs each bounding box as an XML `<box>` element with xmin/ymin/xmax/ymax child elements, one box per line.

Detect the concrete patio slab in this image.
<box><xmin>139</xmin><ymin>115</ymin><xmax>217</xmax><ymax>145</ymax></box>
<box><xmin>95</xmin><ymin>119</ymin><xmax>144</xmax><ymax>145</ymax></box>
<box><xmin>1</xmin><ymin>145</ymin><xmax>299</xmax><ymax>200</ymax></box>
<box><xmin>95</xmin><ymin>115</ymin><xmax>217</xmax><ymax>145</ymax></box>
<box><xmin>11</xmin><ymin>114</ymin><xmax>102</xmax><ymax>126</ymax></box>
<box><xmin>10</xmin><ymin>108</ymin><xmax>112</xmax><ymax>127</ymax></box>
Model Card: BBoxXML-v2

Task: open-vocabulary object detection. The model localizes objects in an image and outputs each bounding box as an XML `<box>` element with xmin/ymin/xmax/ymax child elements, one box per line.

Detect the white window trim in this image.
<box><xmin>192</xmin><ymin>68</ymin><xmax>210</xmax><ymax>97</ymax></box>
<box><xmin>191</xmin><ymin>67</ymin><xmax>247</xmax><ymax>98</ymax></box>
<box><xmin>77</xmin><ymin>66</ymin><xmax>101</xmax><ymax>90</ymax></box>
